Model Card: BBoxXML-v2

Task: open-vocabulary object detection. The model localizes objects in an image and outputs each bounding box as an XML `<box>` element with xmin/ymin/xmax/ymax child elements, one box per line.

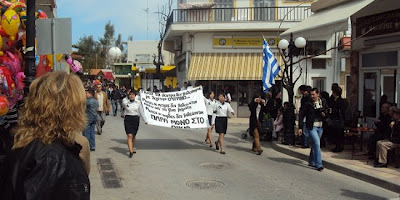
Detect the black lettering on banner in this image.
<box><xmin>170</xmin><ymin>119</ymin><xmax>190</xmax><ymax>126</ymax></box>
<box><xmin>191</xmin><ymin>117</ymin><xmax>205</xmax><ymax>124</ymax></box>
<box><xmin>150</xmin><ymin>114</ymin><xmax>168</xmax><ymax>123</ymax></box>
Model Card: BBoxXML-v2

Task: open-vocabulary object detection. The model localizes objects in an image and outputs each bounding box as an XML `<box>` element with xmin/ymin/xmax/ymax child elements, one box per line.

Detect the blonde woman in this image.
<box><xmin>1</xmin><ymin>72</ymin><xmax>90</xmax><ymax>199</ymax></box>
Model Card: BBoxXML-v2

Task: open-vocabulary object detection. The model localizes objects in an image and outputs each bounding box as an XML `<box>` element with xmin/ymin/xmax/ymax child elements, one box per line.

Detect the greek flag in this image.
<box><xmin>262</xmin><ymin>39</ymin><xmax>280</xmax><ymax>92</ymax></box>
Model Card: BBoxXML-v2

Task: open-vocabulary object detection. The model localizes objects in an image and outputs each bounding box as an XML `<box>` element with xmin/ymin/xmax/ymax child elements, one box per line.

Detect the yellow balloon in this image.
<box><xmin>1</xmin><ymin>10</ymin><xmax>20</xmax><ymax>40</ymax></box>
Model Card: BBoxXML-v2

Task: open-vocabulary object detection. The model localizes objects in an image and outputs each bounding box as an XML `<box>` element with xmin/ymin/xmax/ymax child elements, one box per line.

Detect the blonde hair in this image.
<box><xmin>13</xmin><ymin>72</ymin><xmax>87</xmax><ymax>149</ymax></box>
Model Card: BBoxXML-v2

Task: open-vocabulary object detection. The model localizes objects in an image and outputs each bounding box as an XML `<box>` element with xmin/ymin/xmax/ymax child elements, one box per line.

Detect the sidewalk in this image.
<box><xmin>272</xmin><ymin>141</ymin><xmax>400</xmax><ymax>193</ymax></box>
<box><xmin>228</xmin><ymin>118</ymin><xmax>400</xmax><ymax>193</ymax></box>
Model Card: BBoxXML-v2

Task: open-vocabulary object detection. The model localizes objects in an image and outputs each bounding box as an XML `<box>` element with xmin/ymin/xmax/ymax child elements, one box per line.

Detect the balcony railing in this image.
<box><xmin>166</xmin><ymin>6</ymin><xmax>311</xmax><ymax>29</ymax></box>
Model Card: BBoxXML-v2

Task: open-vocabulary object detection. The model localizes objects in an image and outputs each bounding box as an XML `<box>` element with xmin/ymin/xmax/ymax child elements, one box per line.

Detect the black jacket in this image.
<box><xmin>390</xmin><ymin>121</ymin><xmax>400</xmax><ymax>144</ymax></box>
<box><xmin>249</xmin><ymin>100</ymin><xmax>267</xmax><ymax>131</ymax></box>
<box><xmin>1</xmin><ymin>140</ymin><xmax>90</xmax><ymax>200</ymax></box>
<box><xmin>328</xmin><ymin>96</ymin><xmax>346</xmax><ymax>121</ymax></box>
<box><xmin>299</xmin><ymin>97</ymin><xmax>328</xmax><ymax>130</ymax></box>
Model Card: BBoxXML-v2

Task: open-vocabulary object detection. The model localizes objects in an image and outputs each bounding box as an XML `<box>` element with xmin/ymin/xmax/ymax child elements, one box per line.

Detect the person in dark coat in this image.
<box><xmin>298</xmin><ymin>85</ymin><xmax>312</xmax><ymax>148</ymax></box>
<box><xmin>368</xmin><ymin>102</ymin><xmax>393</xmax><ymax>158</ymax></box>
<box><xmin>374</xmin><ymin>108</ymin><xmax>400</xmax><ymax>168</ymax></box>
<box><xmin>328</xmin><ymin>87</ymin><xmax>347</xmax><ymax>152</ymax></box>
<box><xmin>248</xmin><ymin>94</ymin><xmax>267</xmax><ymax>155</ymax></box>
<box><xmin>0</xmin><ymin>72</ymin><xmax>90</xmax><ymax>200</ymax></box>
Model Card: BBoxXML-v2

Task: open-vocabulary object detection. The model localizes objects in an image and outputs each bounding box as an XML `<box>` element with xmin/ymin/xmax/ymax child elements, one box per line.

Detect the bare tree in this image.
<box><xmin>154</xmin><ymin>0</ymin><xmax>173</xmax><ymax>91</ymax></box>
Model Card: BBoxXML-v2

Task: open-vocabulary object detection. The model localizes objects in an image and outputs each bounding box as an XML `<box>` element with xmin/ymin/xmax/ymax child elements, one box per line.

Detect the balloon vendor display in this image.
<box><xmin>0</xmin><ymin>0</ymin><xmax>57</xmax><ymax>117</ymax></box>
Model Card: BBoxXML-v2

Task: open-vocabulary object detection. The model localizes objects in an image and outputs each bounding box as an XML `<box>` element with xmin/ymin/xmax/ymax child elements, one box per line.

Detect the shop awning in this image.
<box><xmin>281</xmin><ymin>0</ymin><xmax>374</xmax><ymax>37</ymax></box>
<box><xmin>188</xmin><ymin>53</ymin><xmax>267</xmax><ymax>80</ymax></box>
<box><xmin>103</xmin><ymin>71</ymin><xmax>114</xmax><ymax>80</ymax></box>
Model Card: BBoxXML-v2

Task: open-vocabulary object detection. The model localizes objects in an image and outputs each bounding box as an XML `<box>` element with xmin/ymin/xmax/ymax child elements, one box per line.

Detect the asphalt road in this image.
<box><xmin>89</xmin><ymin>114</ymin><xmax>400</xmax><ymax>200</ymax></box>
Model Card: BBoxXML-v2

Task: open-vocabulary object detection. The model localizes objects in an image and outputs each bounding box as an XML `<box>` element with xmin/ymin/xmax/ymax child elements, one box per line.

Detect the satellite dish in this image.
<box><xmin>108</xmin><ymin>47</ymin><xmax>122</xmax><ymax>60</ymax></box>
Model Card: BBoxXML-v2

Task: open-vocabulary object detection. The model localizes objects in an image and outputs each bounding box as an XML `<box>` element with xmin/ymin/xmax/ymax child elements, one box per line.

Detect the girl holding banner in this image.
<box><xmin>204</xmin><ymin>91</ymin><xmax>217</xmax><ymax>147</ymax></box>
<box><xmin>122</xmin><ymin>91</ymin><xmax>147</xmax><ymax>158</ymax></box>
<box><xmin>214</xmin><ymin>93</ymin><xmax>235</xmax><ymax>154</ymax></box>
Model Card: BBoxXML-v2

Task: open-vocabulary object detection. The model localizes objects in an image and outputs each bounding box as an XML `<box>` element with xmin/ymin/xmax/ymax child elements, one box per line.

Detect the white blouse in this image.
<box><xmin>215</xmin><ymin>101</ymin><xmax>234</xmax><ymax>117</ymax></box>
<box><xmin>122</xmin><ymin>97</ymin><xmax>144</xmax><ymax>117</ymax></box>
<box><xmin>204</xmin><ymin>97</ymin><xmax>217</xmax><ymax>116</ymax></box>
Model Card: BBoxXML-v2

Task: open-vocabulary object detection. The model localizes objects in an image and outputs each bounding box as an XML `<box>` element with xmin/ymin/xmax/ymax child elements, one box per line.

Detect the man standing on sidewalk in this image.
<box><xmin>83</xmin><ymin>87</ymin><xmax>98</xmax><ymax>151</ymax></box>
<box><xmin>374</xmin><ymin>108</ymin><xmax>400</xmax><ymax>168</ymax></box>
<box><xmin>94</xmin><ymin>84</ymin><xmax>110</xmax><ymax>135</ymax></box>
<box><xmin>110</xmin><ymin>85</ymin><xmax>121</xmax><ymax>116</ymax></box>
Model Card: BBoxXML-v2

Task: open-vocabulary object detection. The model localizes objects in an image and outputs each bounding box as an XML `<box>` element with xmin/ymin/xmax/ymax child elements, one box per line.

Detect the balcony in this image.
<box><xmin>166</xmin><ymin>6</ymin><xmax>311</xmax><ymax>30</ymax></box>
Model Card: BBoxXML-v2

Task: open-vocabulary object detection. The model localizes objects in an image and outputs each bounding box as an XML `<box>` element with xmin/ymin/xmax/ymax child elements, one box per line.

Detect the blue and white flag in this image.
<box><xmin>262</xmin><ymin>39</ymin><xmax>281</xmax><ymax>92</ymax></box>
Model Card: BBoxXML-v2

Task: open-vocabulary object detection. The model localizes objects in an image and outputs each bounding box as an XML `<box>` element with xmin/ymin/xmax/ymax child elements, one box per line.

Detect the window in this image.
<box><xmin>311</xmin><ymin>59</ymin><xmax>326</xmax><ymax>69</ymax></box>
<box><xmin>306</xmin><ymin>41</ymin><xmax>326</xmax><ymax>55</ymax></box>
<box><xmin>214</xmin><ymin>0</ymin><xmax>234</xmax><ymax>21</ymax></box>
<box><xmin>253</xmin><ymin>0</ymin><xmax>275</xmax><ymax>20</ymax></box>
<box><xmin>312</xmin><ymin>77</ymin><xmax>326</xmax><ymax>92</ymax></box>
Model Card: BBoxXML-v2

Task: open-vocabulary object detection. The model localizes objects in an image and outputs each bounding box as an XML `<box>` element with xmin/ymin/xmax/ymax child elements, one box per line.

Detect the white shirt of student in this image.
<box><xmin>215</xmin><ymin>101</ymin><xmax>234</xmax><ymax>117</ymax></box>
<box><xmin>204</xmin><ymin>97</ymin><xmax>217</xmax><ymax>115</ymax></box>
<box><xmin>122</xmin><ymin>97</ymin><xmax>144</xmax><ymax>117</ymax></box>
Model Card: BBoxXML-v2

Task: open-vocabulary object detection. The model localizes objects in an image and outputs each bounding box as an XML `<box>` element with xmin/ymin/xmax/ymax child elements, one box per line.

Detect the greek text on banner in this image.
<box><xmin>140</xmin><ymin>87</ymin><xmax>208</xmax><ymax>129</ymax></box>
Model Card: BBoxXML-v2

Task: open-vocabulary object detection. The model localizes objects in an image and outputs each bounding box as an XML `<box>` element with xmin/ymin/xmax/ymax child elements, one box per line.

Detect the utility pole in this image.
<box><xmin>24</xmin><ymin>0</ymin><xmax>36</xmax><ymax>94</ymax></box>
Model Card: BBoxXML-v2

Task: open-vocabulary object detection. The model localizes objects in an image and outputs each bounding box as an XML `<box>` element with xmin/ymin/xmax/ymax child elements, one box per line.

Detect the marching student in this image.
<box><xmin>122</xmin><ymin>91</ymin><xmax>147</xmax><ymax>158</ymax></box>
<box><xmin>204</xmin><ymin>91</ymin><xmax>217</xmax><ymax>148</ymax></box>
<box><xmin>214</xmin><ymin>93</ymin><xmax>235</xmax><ymax>154</ymax></box>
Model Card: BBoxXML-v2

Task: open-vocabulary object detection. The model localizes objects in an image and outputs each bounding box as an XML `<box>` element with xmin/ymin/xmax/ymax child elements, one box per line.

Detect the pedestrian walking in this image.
<box><xmin>110</xmin><ymin>85</ymin><xmax>120</xmax><ymax>116</ymax></box>
<box><xmin>83</xmin><ymin>87</ymin><xmax>98</xmax><ymax>151</ymax></box>
<box><xmin>1</xmin><ymin>72</ymin><xmax>90</xmax><ymax>199</ymax></box>
<box><xmin>214</xmin><ymin>93</ymin><xmax>235</xmax><ymax>154</ymax></box>
<box><xmin>120</xmin><ymin>86</ymin><xmax>127</xmax><ymax>117</ymax></box>
<box><xmin>94</xmin><ymin>84</ymin><xmax>110</xmax><ymax>135</ymax></box>
<box><xmin>298</xmin><ymin>88</ymin><xmax>328</xmax><ymax>171</ymax></box>
<box><xmin>249</xmin><ymin>94</ymin><xmax>266</xmax><ymax>155</ymax></box>
<box><xmin>204</xmin><ymin>91</ymin><xmax>217</xmax><ymax>148</ymax></box>
<box><xmin>122</xmin><ymin>91</ymin><xmax>147</xmax><ymax>158</ymax></box>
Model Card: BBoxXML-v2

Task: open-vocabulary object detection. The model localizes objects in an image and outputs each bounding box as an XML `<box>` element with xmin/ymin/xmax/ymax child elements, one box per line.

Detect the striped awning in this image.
<box><xmin>188</xmin><ymin>53</ymin><xmax>265</xmax><ymax>80</ymax></box>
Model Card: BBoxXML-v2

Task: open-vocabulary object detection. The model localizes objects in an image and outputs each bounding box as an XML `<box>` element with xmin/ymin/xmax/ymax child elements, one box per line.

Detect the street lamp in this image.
<box><xmin>278</xmin><ymin>33</ymin><xmax>306</xmax><ymax>145</ymax></box>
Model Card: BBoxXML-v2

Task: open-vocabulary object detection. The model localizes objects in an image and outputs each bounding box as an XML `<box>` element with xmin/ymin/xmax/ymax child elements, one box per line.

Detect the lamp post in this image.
<box><xmin>24</xmin><ymin>0</ymin><xmax>36</xmax><ymax>95</ymax></box>
<box><xmin>278</xmin><ymin>33</ymin><xmax>306</xmax><ymax>145</ymax></box>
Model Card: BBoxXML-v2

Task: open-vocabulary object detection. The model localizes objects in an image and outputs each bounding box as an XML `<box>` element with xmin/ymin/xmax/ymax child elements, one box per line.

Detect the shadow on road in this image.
<box><xmin>109</xmin><ymin>146</ymin><xmax>129</xmax><ymax>156</ymax></box>
<box><xmin>340</xmin><ymin>189</ymin><xmax>388</xmax><ymax>200</ymax></box>
<box><xmin>111</xmin><ymin>139</ymin><xmax>210</xmax><ymax>150</ymax></box>
<box><xmin>267</xmin><ymin>157</ymin><xmax>311</xmax><ymax>169</ymax></box>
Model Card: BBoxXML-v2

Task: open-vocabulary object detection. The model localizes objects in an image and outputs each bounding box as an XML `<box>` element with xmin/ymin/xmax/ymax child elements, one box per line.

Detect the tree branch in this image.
<box><xmin>291</xmin><ymin>27</ymin><xmax>375</xmax><ymax>66</ymax></box>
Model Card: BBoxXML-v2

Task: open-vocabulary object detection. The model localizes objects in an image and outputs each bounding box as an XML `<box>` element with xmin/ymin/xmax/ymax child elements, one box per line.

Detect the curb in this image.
<box><xmin>271</xmin><ymin>141</ymin><xmax>400</xmax><ymax>193</ymax></box>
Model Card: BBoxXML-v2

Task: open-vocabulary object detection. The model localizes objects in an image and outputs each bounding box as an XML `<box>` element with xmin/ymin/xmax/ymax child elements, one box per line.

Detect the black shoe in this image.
<box><xmin>90</xmin><ymin>149</ymin><xmax>95</xmax><ymax>152</ymax></box>
<box><xmin>317</xmin><ymin>167</ymin><xmax>324</xmax><ymax>171</ymax></box>
<box><xmin>215</xmin><ymin>142</ymin><xmax>219</xmax><ymax>150</ymax></box>
<box><xmin>257</xmin><ymin>150</ymin><xmax>263</xmax><ymax>155</ymax></box>
<box><xmin>332</xmin><ymin>148</ymin><xmax>343</xmax><ymax>153</ymax></box>
<box><xmin>129</xmin><ymin>152</ymin><xmax>133</xmax><ymax>158</ymax></box>
<box><xmin>374</xmin><ymin>163</ymin><xmax>387</xmax><ymax>168</ymax></box>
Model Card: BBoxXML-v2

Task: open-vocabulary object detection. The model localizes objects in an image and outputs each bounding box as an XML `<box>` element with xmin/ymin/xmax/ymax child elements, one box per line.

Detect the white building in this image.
<box><xmin>125</xmin><ymin>40</ymin><xmax>175</xmax><ymax>91</ymax></box>
<box><xmin>163</xmin><ymin>0</ymin><xmax>313</xmax><ymax>117</ymax></box>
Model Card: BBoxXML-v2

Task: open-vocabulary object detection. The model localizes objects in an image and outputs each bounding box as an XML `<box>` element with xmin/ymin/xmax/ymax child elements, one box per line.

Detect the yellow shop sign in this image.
<box><xmin>213</xmin><ymin>36</ymin><xmax>278</xmax><ymax>49</ymax></box>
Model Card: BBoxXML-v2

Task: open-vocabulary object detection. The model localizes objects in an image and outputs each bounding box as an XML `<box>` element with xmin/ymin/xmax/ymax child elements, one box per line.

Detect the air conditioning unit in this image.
<box><xmin>174</xmin><ymin>39</ymin><xmax>182</xmax><ymax>51</ymax></box>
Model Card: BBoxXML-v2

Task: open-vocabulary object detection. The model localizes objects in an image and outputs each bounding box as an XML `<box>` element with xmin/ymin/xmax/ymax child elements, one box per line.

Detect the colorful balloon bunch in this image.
<box><xmin>0</xmin><ymin>0</ymin><xmax>49</xmax><ymax>117</ymax></box>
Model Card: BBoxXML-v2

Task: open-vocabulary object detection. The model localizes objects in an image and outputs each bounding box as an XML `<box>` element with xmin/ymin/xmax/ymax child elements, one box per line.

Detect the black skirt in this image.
<box><xmin>215</xmin><ymin>117</ymin><xmax>228</xmax><ymax>134</ymax></box>
<box><xmin>208</xmin><ymin>115</ymin><xmax>213</xmax><ymax>126</ymax></box>
<box><xmin>124</xmin><ymin>115</ymin><xmax>140</xmax><ymax>135</ymax></box>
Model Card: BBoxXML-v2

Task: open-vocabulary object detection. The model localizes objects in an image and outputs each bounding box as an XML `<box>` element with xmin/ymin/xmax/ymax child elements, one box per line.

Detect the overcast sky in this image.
<box><xmin>57</xmin><ymin>0</ymin><xmax>175</xmax><ymax>44</ymax></box>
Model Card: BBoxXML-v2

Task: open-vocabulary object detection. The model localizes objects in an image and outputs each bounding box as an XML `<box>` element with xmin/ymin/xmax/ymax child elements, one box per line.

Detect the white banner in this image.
<box><xmin>140</xmin><ymin>87</ymin><xmax>208</xmax><ymax>129</ymax></box>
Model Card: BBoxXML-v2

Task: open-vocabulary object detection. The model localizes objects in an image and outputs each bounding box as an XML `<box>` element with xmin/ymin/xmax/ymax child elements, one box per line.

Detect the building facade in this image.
<box><xmin>351</xmin><ymin>0</ymin><xmax>400</xmax><ymax>118</ymax></box>
<box><xmin>164</xmin><ymin>0</ymin><xmax>313</xmax><ymax>117</ymax></box>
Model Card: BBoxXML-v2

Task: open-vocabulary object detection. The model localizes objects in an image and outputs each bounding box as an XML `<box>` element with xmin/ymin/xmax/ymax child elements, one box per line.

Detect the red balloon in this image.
<box><xmin>0</xmin><ymin>95</ymin><xmax>9</xmax><ymax>116</ymax></box>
